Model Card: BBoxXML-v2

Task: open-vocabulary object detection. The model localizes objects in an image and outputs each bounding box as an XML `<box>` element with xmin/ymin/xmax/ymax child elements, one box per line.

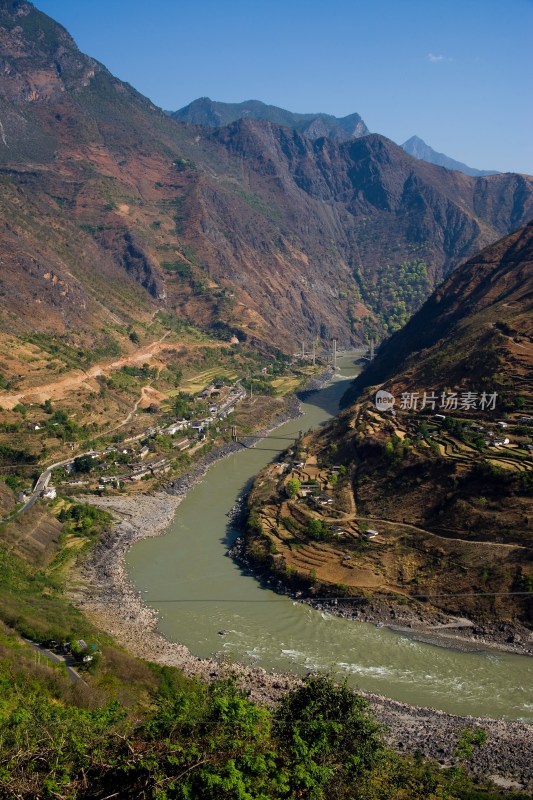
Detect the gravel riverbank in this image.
<box><xmin>230</xmin><ymin>536</ymin><xmax>533</xmax><ymax>657</ymax></box>
<box><xmin>70</xmin><ymin>378</ymin><xmax>533</xmax><ymax>788</ymax></box>
<box><xmin>72</xmin><ymin>491</ymin><xmax>533</xmax><ymax>787</ymax></box>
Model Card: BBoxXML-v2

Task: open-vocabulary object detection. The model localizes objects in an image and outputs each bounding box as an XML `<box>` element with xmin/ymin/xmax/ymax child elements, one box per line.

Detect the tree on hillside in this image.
<box><xmin>172</xmin><ymin>392</ymin><xmax>191</xmax><ymax>418</ymax></box>
<box><xmin>286</xmin><ymin>478</ymin><xmax>301</xmax><ymax>498</ymax></box>
<box><xmin>274</xmin><ymin>674</ymin><xmax>383</xmax><ymax>797</ymax></box>
<box><xmin>73</xmin><ymin>454</ymin><xmax>94</xmax><ymax>473</ymax></box>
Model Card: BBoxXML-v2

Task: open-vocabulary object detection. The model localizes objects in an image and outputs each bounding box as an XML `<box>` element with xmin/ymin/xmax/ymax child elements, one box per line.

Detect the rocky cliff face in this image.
<box><xmin>177</xmin><ymin>120</ymin><xmax>533</xmax><ymax>342</ymax></box>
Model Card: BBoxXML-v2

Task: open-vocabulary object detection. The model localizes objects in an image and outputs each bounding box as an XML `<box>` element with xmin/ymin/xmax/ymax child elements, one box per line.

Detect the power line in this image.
<box><xmin>127</xmin><ymin>592</ymin><xmax>533</xmax><ymax>603</ymax></box>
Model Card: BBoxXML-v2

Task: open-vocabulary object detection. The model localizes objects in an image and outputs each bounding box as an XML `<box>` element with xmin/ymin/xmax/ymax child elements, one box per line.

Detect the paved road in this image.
<box><xmin>22</xmin><ymin>638</ymin><xmax>86</xmax><ymax>683</ymax></box>
<box><xmin>2</xmin><ymin>451</ymin><xmax>97</xmax><ymax>524</ymax></box>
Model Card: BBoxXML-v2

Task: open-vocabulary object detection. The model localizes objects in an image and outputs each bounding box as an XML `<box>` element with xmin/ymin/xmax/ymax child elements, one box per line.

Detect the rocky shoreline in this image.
<box><xmin>70</xmin><ymin>378</ymin><xmax>533</xmax><ymax>788</ymax></box>
<box><xmin>72</xmin><ymin>491</ymin><xmax>533</xmax><ymax>787</ymax></box>
<box><xmin>229</xmin><ymin>536</ymin><xmax>533</xmax><ymax>658</ymax></box>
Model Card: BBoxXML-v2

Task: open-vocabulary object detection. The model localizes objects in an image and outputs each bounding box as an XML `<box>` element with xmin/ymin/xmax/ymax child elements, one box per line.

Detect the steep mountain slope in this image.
<box><xmin>172</xmin><ymin>97</ymin><xmax>369</xmax><ymax>141</ymax></box>
<box><xmin>245</xmin><ymin>226</ymin><xmax>533</xmax><ymax>637</ymax></box>
<box><xmin>177</xmin><ymin>120</ymin><xmax>533</xmax><ymax>339</ymax></box>
<box><xmin>0</xmin><ymin>0</ymin><xmax>190</xmax><ymax>340</ymax></box>
<box><xmin>1</xmin><ymin>0</ymin><xmax>533</xmax><ymax>361</ymax></box>
<box><xmin>402</xmin><ymin>135</ymin><xmax>498</xmax><ymax>177</ymax></box>
<box><xmin>349</xmin><ymin>220</ymin><xmax>533</xmax><ymax>400</ymax></box>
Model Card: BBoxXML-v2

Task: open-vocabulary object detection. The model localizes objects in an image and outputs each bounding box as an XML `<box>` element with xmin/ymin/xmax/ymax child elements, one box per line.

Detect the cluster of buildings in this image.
<box><xmin>30</xmin><ymin>380</ymin><xmax>248</xmax><ymax>502</ymax></box>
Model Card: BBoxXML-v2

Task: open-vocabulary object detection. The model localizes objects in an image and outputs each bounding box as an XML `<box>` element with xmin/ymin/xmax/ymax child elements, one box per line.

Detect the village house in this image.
<box><xmin>172</xmin><ymin>437</ymin><xmax>190</xmax><ymax>451</ymax></box>
<box><xmin>129</xmin><ymin>469</ymin><xmax>151</xmax><ymax>482</ymax></box>
<box><xmin>151</xmin><ymin>463</ymin><xmax>171</xmax><ymax>475</ymax></box>
<box><xmin>298</xmin><ymin>482</ymin><xmax>319</xmax><ymax>497</ymax></box>
<box><xmin>99</xmin><ymin>476</ymin><xmax>121</xmax><ymax>488</ymax></box>
<box><xmin>313</xmin><ymin>493</ymin><xmax>334</xmax><ymax>507</ymax></box>
<box><xmin>165</xmin><ymin>421</ymin><xmax>187</xmax><ymax>435</ymax></box>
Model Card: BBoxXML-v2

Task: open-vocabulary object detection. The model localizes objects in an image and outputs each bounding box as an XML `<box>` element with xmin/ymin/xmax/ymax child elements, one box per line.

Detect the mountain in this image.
<box><xmin>1</xmin><ymin>0</ymin><xmax>533</xmax><ymax>363</ymax></box>
<box><xmin>348</xmin><ymin>220</ymin><xmax>533</xmax><ymax>401</ymax></box>
<box><xmin>175</xmin><ymin>105</ymin><xmax>499</xmax><ymax>177</ymax></box>
<box><xmin>341</xmin><ymin>220</ymin><xmax>533</xmax><ymax>565</ymax></box>
<box><xmin>0</xmin><ymin>0</ymin><xmax>187</xmax><ymax>341</ymax></box>
<box><xmin>171</xmin><ymin>97</ymin><xmax>369</xmax><ymax>141</ymax></box>
<box><xmin>178</xmin><ymin>120</ymin><xmax>533</xmax><ymax>342</ymax></box>
<box><xmin>246</xmin><ymin>225</ymin><xmax>533</xmax><ymax>637</ymax></box>
<box><xmin>402</xmin><ymin>135</ymin><xmax>498</xmax><ymax>177</ymax></box>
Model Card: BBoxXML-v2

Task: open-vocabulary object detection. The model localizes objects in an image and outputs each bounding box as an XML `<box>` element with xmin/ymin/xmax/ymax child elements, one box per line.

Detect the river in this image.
<box><xmin>127</xmin><ymin>352</ymin><xmax>533</xmax><ymax>721</ymax></box>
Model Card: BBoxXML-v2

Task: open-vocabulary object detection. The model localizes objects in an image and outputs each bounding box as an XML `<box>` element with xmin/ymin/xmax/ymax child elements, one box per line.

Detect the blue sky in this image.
<box><xmin>35</xmin><ymin>0</ymin><xmax>533</xmax><ymax>174</ymax></box>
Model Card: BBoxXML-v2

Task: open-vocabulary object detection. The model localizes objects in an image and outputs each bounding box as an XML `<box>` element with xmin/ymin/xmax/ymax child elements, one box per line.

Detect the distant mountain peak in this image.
<box><xmin>402</xmin><ymin>135</ymin><xmax>498</xmax><ymax>177</ymax></box>
<box><xmin>172</xmin><ymin>98</ymin><xmax>369</xmax><ymax>142</ymax></box>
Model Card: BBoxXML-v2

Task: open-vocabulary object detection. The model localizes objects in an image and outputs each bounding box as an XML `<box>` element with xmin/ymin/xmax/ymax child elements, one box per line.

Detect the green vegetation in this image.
<box><xmin>79</xmin><ymin>222</ymin><xmax>108</xmax><ymax>236</ymax></box>
<box><xmin>286</xmin><ymin>478</ymin><xmax>301</xmax><ymax>498</ymax></box>
<box><xmin>161</xmin><ymin>260</ymin><xmax>193</xmax><ymax>279</ymax></box>
<box><xmin>173</xmin><ymin>156</ymin><xmax>195</xmax><ymax>172</ymax></box>
<box><xmin>0</xmin><ymin>543</ymin><xmax>93</xmax><ymax>644</ymax></box>
<box><xmin>42</xmin><ymin>409</ymin><xmax>88</xmax><ymax>443</ymax></box>
<box><xmin>120</xmin><ymin>363</ymin><xmax>158</xmax><ymax>381</ymax></box>
<box><xmin>354</xmin><ymin>260</ymin><xmax>430</xmax><ymax>337</ymax></box>
<box><xmin>0</xmin><ymin>655</ymin><xmax>516</xmax><ymax>800</ymax></box>
<box><xmin>162</xmin><ymin>363</ymin><xmax>183</xmax><ymax>387</ymax></box>
<box><xmin>0</xmin><ymin>444</ymin><xmax>37</xmax><ymax>468</ymax></box>
<box><xmin>307</xmin><ymin>518</ymin><xmax>333</xmax><ymax>541</ymax></box>
<box><xmin>242</xmin><ymin>375</ymin><xmax>275</xmax><ymax>395</ymax></box>
<box><xmin>72</xmin><ymin>455</ymin><xmax>95</xmax><ymax>473</ymax></box>
<box><xmin>57</xmin><ymin>503</ymin><xmax>112</xmax><ymax>538</ymax></box>
<box><xmin>21</xmin><ymin>332</ymin><xmax>122</xmax><ymax>370</ymax></box>
<box><xmin>460</xmin><ymin>461</ymin><xmax>533</xmax><ymax>498</ymax></box>
<box><xmin>383</xmin><ymin>433</ymin><xmax>412</xmax><ymax>464</ymax></box>
<box><xmin>443</xmin><ymin>417</ymin><xmax>487</xmax><ymax>451</ymax></box>
<box><xmin>0</xmin><ymin>506</ymin><xmax>110</xmax><ymax>643</ymax></box>
<box><xmin>233</xmin><ymin>186</ymin><xmax>281</xmax><ymax>223</ymax></box>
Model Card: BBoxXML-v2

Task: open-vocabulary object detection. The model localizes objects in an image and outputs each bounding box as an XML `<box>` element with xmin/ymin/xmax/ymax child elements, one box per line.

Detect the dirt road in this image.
<box><xmin>0</xmin><ymin>334</ymin><xmax>222</xmax><ymax>410</ymax></box>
